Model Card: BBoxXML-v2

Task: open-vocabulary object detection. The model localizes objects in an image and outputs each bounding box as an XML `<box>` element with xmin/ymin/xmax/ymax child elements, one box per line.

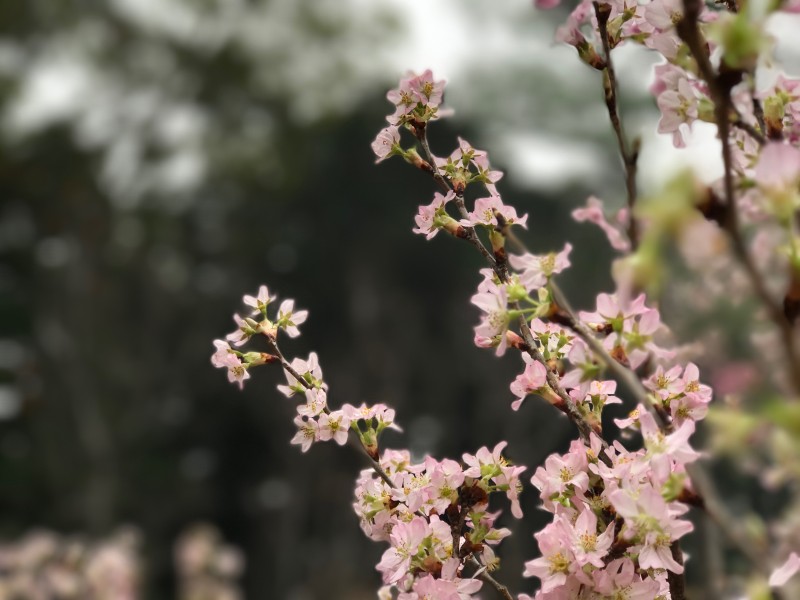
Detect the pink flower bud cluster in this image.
<box><xmin>579</xmin><ymin>292</ymin><xmax>674</xmax><ymax>369</ymax></box>
<box><xmin>369</xmin><ymin>62</ymin><xmax>739</xmax><ymax>598</ymax></box>
<box><xmin>385</xmin><ymin>69</ymin><xmax>447</xmax><ymax>127</ymax></box>
<box><xmin>210</xmin><ymin>287</ymin><xmax>401</xmax><ymax>457</ymax></box>
<box><xmin>210</xmin><ymin>286</ymin><xmax>307</xmax><ymax>389</ymax></box>
<box><xmin>471</xmin><ymin>246</ymin><xmax>571</xmax><ymax>359</ymax></box>
<box><xmin>276</xmin><ymin>351</ymin><xmax>400</xmax><ymax>455</ymax></box>
<box><xmin>522</xmin><ymin>420</ymin><xmax>697</xmax><ymax>597</ymax></box>
<box><xmin>354</xmin><ymin>443</ymin><xmax>526</xmax><ymax>599</ymax></box>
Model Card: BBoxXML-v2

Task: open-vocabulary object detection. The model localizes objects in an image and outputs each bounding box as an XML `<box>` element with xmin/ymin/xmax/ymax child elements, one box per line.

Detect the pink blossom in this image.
<box><xmin>276</xmin><ymin>299</ymin><xmax>308</xmax><ymax>338</ymax></box>
<box><xmin>754</xmin><ymin>142</ymin><xmax>800</xmax><ymax>190</ymax></box>
<box><xmin>656</xmin><ymin>75</ymin><xmax>700</xmax><ymax>148</ymax></box>
<box><xmin>277</xmin><ymin>352</ymin><xmax>326</xmax><ymax>397</ymax></box>
<box><xmin>461</xmin><ymin>196</ymin><xmax>528</xmax><ymax>229</ymax></box>
<box><xmin>413</xmin><ymin>191</ymin><xmax>455</xmax><ymax>240</ymax></box>
<box><xmin>441</xmin><ymin>557</ymin><xmax>482</xmax><ymax>597</ymax></box>
<box><xmin>372</xmin><ymin>126</ymin><xmax>401</xmax><ymax>163</ymax></box>
<box><xmin>386</xmin><ymin>70</ymin><xmax>448</xmax><ymax>125</ymax></box>
<box><xmin>221</xmin><ymin>353</ymin><xmax>249</xmax><ymax>389</ymax></box>
<box><xmin>386</xmin><ymin>75</ymin><xmax>416</xmax><ymax>124</ymax></box>
<box><xmin>770</xmin><ymin>552</ymin><xmax>800</xmax><ymax>587</ymax></box>
<box><xmin>243</xmin><ymin>285</ymin><xmax>274</xmax><ymax>315</ymax></box>
<box><xmin>226</xmin><ymin>313</ymin><xmax>257</xmax><ymax>347</ymax></box>
<box><xmin>289</xmin><ymin>416</ymin><xmax>319</xmax><ymax>453</ymax></box>
<box><xmin>210</xmin><ymin>339</ymin><xmax>234</xmax><ymax>368</ymax></box>
<box><xmin>342</xmin><ymin>403</ymin><xmax>401</xmax><ymax>432</ymax></box>
<box><xmin>297</xmin><ymin>388</ymin><xmax>327</xmax><ymax>417</ymax></box>
<box><xmin>427</xmin><ymin>458</ymin><xmax>465</xmax><ymax>513</ymax></box>
<box><xmin>531</xmin><ymin>441</ymin><xmax>590</xmax><ymax>508</ymax></box>
<box><xmin>318</xmin><ymin>410</ymin><xmax>351</xmax><ymax>445</ymax></box>
<box><xmin>510</xmin><ymin>354</ymin><xmax>548</xmax><ymax>411</ymax></box>
<box><xmin>609</xmin><ymin>486</ymin><xmax>693</xmax><ymax>573</ymax></box>
<box><xmin>639</xmin><ymin>408</ymin><xmax>700</xmax><ymax>481</ymax></box>
<box><xmin>407</xmin><ymin>69</ymin><xmax>446</xmax><ymax>107</ymax></box>
<box><xmin>434</xmin><ymin>138</ymin><xmax>503</xmax><ymax>196</ymax></box>
<box><xmin>471</xmin><ymin>283</ymin><xmax>511</xmax><ymax>356</ymax></box>
<box><xmin>555</xmin><ymin>1</ymin><xmax>592</xmax><ymax>48</ymax></box>
<box><xmin>645</xmin><ymin>0</ymin><xmax>684</xmax><ymax>31</ymax></box>
<box><xmin>592</xmin><ymin>558</ymin><xmax>661</xmax><ymax>598</ymax></box>
<box><xmin>644</xmin><ymin>364</ymin><xmax>685</xmax><ymax>400</ymax></box>
<box><xmin>407</xmin><ymin>575</ymin><xmax>461</xmax><ymax>600</ymax></box>
<box><xmin>571</xmin><ymin>196</ymin><xmax>631</xmax><ymax>252</ymax></box>
<box><xmin>508</xmin><ymin>243</ymin><xmax>572</xmax><ymax>290</ymax></box>
<box><xmin>495</xmin><ymin>463</ymin><xmax>527</xmax><ymax>519</ymax></box>
<box><xmin>522</xmin><ymin>518</ymin><xmax>576</xmax><ymax>593</ymax></box>
<box><xmin>579</xmin><ymin>292</ymin><xmax>648</xmax><ymax>330</ymax></box>
<box><xmin>567</xmin><ymin>508</ymin><xmax>614</xmax><ymax>568</ymax></box>
<box><xmin>376</xmin><ymin>517</ymin><xmax>429</xmax><ymax>584</ymax></box>
<box><xmin>463</xmin><ymin>441</ymin><xmax>508</xmax><ymax>479</ymax></box>
<box><xmin>471</xmin><ymin>153</ymin><xmax>504</xmax><ymax>196</ymax></box>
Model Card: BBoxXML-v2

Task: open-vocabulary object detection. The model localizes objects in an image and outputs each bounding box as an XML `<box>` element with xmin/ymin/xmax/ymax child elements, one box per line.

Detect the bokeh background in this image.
<box><xmin>1</xmin><ymin>1</ymin><xmax>800</xmax><ymax>598</ymax></box>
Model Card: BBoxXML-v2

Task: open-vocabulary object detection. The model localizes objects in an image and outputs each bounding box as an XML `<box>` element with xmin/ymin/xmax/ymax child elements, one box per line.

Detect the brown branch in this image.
<box><xmin>676</xmin><ymin>0</ymin><xmax>800</xmax><ymax>394</ymax></box>
<box><xmin>414</xmin><ymin>129</ymin><xmax>605</xmax><ymax>444</ymax></box>
<box><xmin>593</xmin><ymin>2</ymin><xmax>640</xmax><ymax>250</ymax></box>
<box><xmin>501</xmin><ymin>230</ymin><xmax>775</xmax><ymax>579</ymax></box>
<box><xmin>468</xmin><ymin>557</ymin><xmax>514</xmax><ymax>600</ymax></box>
<box><xmin>275</xmin><ymin>337</ymin><xmax>517</xmax><ymax>599</ymax></box>
<box><xmin>413</xmin><ymin>132</ymin><xmax>600</xmax><ymax>444</ymax></box>
<box><xmin>731</xmin><ymin>115</ymin><xmax>766</xmax><ymax>146</ymax></box>
<box><xmin>668</xmin><ymin>542</ymin><xmax>687</xmax><ymax>600</ymax></box>
<box><xmin>271</xmin><ymin>341</ymin><xmax>397</xmax><ymax>488</ymax></box>
<box><xmin>416</xmin><ymin>131</ymin><xmax>500</xmax><ymax>270</ymax></box>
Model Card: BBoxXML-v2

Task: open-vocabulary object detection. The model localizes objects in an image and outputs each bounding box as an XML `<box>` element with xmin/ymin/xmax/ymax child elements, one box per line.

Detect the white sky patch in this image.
<box><xmin>500</xmin><ymin>133</ymin><xmax>603</xmax><ymax>192</ymax></box>
<box><xmin>638</xmin><ymin>122</ymin><xmax>724</xmax><ymax>193</ymax></box>
<box><xmin>768</xmin><ymin>14</ymin><xmax>800</xmax><ymax>72</ymax></box>
<box><xmin>380</xmin><ymin>0</ymin><xmax>472</xmax><ymax>79</ymax></box>
<box><xmin>4</xmin><ymin>55</ymin><xmax>94</xmax><ymax>136</ymax></box>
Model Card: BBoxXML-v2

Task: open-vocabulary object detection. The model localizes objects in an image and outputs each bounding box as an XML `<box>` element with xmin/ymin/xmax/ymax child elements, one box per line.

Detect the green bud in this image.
<box><xmin>709</xmin><ymin>13</ymin><xmax>767</xmax><ymax>71</ymax></box>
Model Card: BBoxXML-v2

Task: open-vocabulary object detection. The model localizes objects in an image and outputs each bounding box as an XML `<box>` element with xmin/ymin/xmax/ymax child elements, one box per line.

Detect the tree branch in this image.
<box><xmin>468</xmin><ymin>557</ymin><xmax>514</xmax><ymax>600</ymax></box>
<box><xmin>593</xmin><ymin>2</ymin><xmax>640</xmax><ymax>249</ymax></box>
<box><xmin>676</xmin><ymin>0</ymin><xmax>800</xmax><ymax>394</ymax></box>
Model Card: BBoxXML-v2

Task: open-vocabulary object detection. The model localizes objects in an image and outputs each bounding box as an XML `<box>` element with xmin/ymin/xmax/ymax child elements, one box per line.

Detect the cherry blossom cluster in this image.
<box><xmin>211</xmin><ymin>287</ymin><xmax>404</xmax><ymax>457</ymax></box>
<box><xmin>354</xmin><ymin>443</ymin><xmax>526</xmax><ymax>599</ymax></box>
<box><xmin>521</xmin><ymin>409</ymin><xmax>700</xmax><ymax>597</ymax></box>
<box><xmin>368</xmin><ymin>50</ymin><xmax>800</xmax><ymax>594</ymax></box>
<box><xmin>211</xmin><ymin>294</ymin><xmax>528</xmax><ymax>597</ymax></box>
<box><xmin>209</xmin><ymin>0</ymin><xmax>800</xmax><ymax>595</ymax></box>
<box><xmin>210</xmin><ymin>285</ymin><xmax>307</xmax><ymax>389</ymax></box>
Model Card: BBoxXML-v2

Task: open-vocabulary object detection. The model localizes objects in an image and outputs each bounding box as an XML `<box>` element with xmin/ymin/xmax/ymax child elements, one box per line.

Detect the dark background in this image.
<box><xmin>2</xmin><ymin>1</ymin><xmax>793</xmax><ymax>598</ymax></box>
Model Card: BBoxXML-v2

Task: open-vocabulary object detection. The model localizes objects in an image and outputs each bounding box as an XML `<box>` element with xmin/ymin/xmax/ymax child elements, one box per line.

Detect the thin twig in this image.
<box><xmin>668</xmin><ymin>541</ymin><xmax>687</xmax><ymax>600</ymax></box>
<box><xmin>416</xmin><ymin>131</ymin><xmax>499</xmax><ymax>269</ymax></box>
<box><xmin>271</xmin><ymin>342</ymin><xmax>397</xmax><ymax>488</ymax></box>
<box><xmin>676</xmin><ymin>0</ymin><xmax>800</xmax><ymax>394</ymax></box>
<box><xmin>732</xmin><ymin>116</ymin><xmax>766</xmax><ymax>146</ymax></box>
<box><xmin>748</xmin><ymin>72</ymin><xmax>767</xmax><ymax>137</ymax></box>
<box><xmin>468</xmin><ymin>557</ymin><xmax>514</xmax><ymax>600</ymax></box>
<box><xmin>275</xmin><ymin>338</ymin><xmax>516</xmax><ymax>598</ymax></box>
<box><xmin>415</xmin><ymin>131</ymin><xmax>598</xmax><ymax>444</ymax></box>
<box><xmin>593</xmin><ymin>2</ymin><xmax>640</xmax><ymax>249</ymax></box>
<box><xmin>502</xmin><ymin>231</ymin><xmax>776</xmax><ymax>577</ymax></box>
